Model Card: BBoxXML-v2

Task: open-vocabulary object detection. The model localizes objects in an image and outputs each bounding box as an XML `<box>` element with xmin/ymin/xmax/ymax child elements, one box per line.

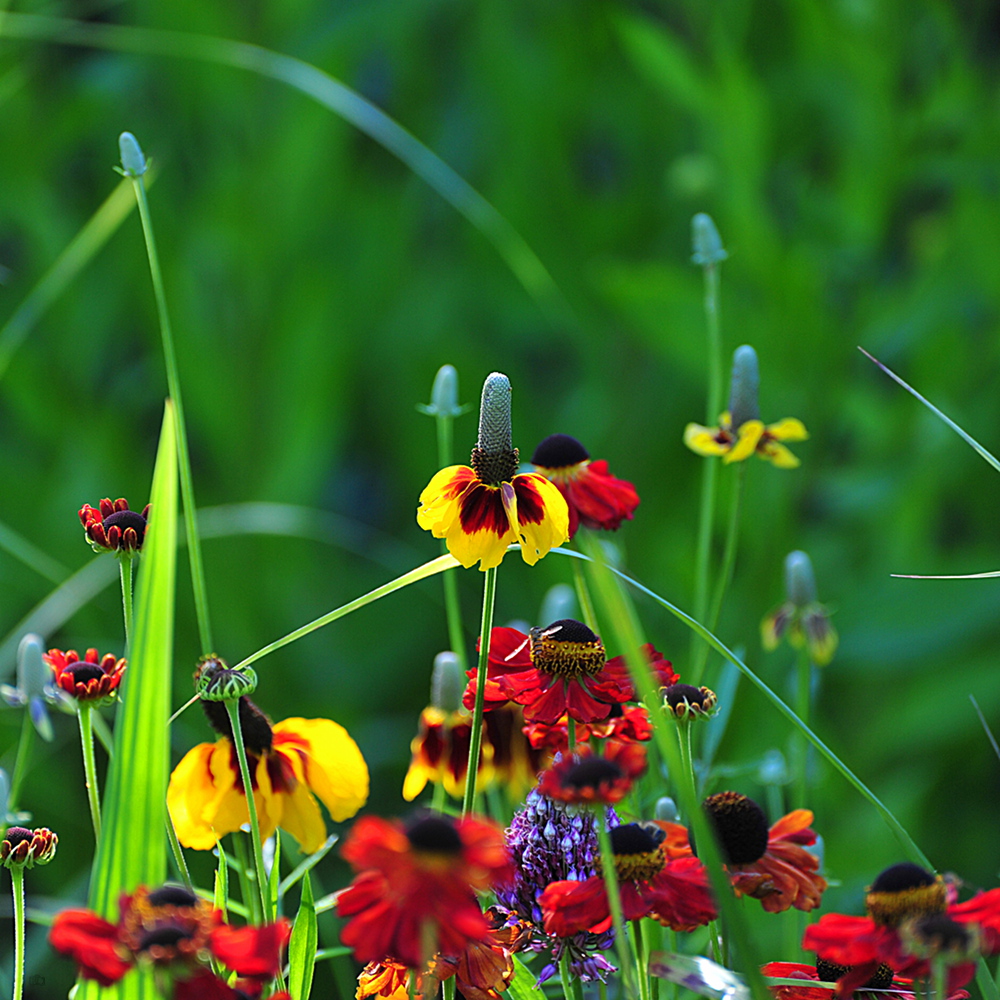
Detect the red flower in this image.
<box><xmin>79</xmin><ymin>498</ymin><xmax>149</xmax><ymax>555</ymax></box>
<box><xmin>523</xmin><ymin>703</ymin><xmax>654</xmax><ymax>753</ymax></box>
<box><xmin>536</xmin><ymin>743</ymin><xmax>647</xmax><ymax>806</ymax></box>
<box><xmin>49</xmin><ymin>884</ymin><xmax>290</xmax><ymax>989</ymax></box>
<box><xmin>44</xmin><ymin>647</ymin><xmax>126</xmax><ymax>704</ymax></box>
<box><xmin>602</xmin><ymin>644</ymin><xmax>680</xmax><ymax>700</ymax></box>
<box><xmin>803</xmin><ymin>863</ymin><xmax>1000</xmax><ymax>997</ymax></box>
<box><xmin>463</xmin><ymin>622</ymin><xmax>641</xmax><ymax>725</ymax></box>
<box><xmin>760</xmin><ymin>962</ymin><xmax>969</xmax><ymax>1000</ymax></box>
<box><xmin>540</xmin><ymin>822</ymin><xmax>716</xmax><ymax>935</ymax></box>
<box><xmin>664</xmin><ymin>794</ymin><xmax>826</xmax><ymax>913</ymax></box>
<box><xmin>337</xmin><ymin>813</ymin><xmax>513</xmax><ymax>968</ymax></box>
<box><xmin>531</xmin><ymin>434</ymin><xmax>640</xmax><ymax>538</ymax></box>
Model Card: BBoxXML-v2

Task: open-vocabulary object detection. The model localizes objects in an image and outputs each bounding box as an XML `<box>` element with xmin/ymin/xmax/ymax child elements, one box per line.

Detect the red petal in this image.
<box><xmin>49</xmin><ymin>909</ymin><xmax>132</xmax><ymax>986</ymax></box>
<box><xmin>210</xmin><ymin>919</ymin><xmax>291</xmax><ymax>977</ymax></box>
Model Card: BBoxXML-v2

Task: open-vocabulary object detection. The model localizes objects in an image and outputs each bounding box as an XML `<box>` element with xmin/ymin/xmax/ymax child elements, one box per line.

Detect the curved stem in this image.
<box><xmin>571</xmin><ymin>553</ymin><xmax>599</xmax><ymax>632</ymax></box>
<box><xmin>225</xmin><ymin>699</ymin><xmax>271</xmax><ymax>922</ymax></box>
<box><xmin>130</xmin><ymin>173</ymin><xmax>214</xmax><ymax>656</ymax></box>
<box><xmin>11</xmin><ymin>867</ymin><xmax>25</xmax><ymax>1000</ymax></box>
<box><xmin>119</xmin><ymin>556</ymin><xmax>134</xmax><ymax>650</ymax></box>
<box><xmin>794</xmin><ymin>645</ymin><xmax>813</xmax><ymax>809</ymax></box>
<box><xmin>595</xmin><ymin>819</ymin><xmax>637</xmax><ymax>1000</ymax></box>
<box><xmin>462</xmin><ymin>566</ymin><xmax>497</xmax><ymax>816</ymax></box>
<box><xmin>77</xmin><ymin>703</ymin><xmax>102</xmax><ymax>841</ymax></box>
<box><xmin>677</xmin><ymin>718</ymin><xmax>696</xmax><ymax>797</ymax></box>
<box><xmin>7</xmin><ymin>712</ymin><xmax>35</xmax><ymax>814</ymax></box>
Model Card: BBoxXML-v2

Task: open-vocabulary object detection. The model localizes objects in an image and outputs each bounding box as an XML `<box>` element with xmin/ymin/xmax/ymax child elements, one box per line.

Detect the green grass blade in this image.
<box><xmin>0</xmin><ymin>13</ymin><xmax>569</xmax><ymax>325</ymax></box>
<box><xmin>553</xmin><ymin>547</ymin><xmax>932</xmax><ymax>868</ymax></box>
<box><xmin>84</xmin><ymin>400</ymin><xmax>178</xmax><ymax>999</ymax></box>
<box><xmin>0</xmin><ymin>519</ymin><xmax>69</xmax><ymax>583</ymax></box>
<box><xmin>288</xmin><ymin>871</ymin><xmax>317</xmax><ymax>1000</ymax></box>
<box><xmin>0</xmin><ymin>176</ymin><xmax>143</xmax><ymax>384</ymax></box>
<box><xmin>508</xmin><ymin>955</ymin><xmax>547</xmax><ymax>1000</ymax></box>
<box><xmin>859</xmin><ymin>347</ymin><xmax>1000</xmax><ymax>475</ymax></box>
<box><xmin>278</xmin><ymin>834</ymin><xmax>337</xmax><ymax>897</ymax></box>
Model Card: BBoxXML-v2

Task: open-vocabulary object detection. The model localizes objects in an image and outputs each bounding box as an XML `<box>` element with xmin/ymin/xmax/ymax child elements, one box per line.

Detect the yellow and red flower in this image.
<box><xmin>803</xmin><ymin>863</ymin><xmax>1000</xmax><ymax>997</ymax></box>
<box><xmin>79</xmin><ymin>497</ymin><xmax>150</xmax><ymax>555</ymax></box>
<box><xmin>684</xmin><ymin>412</ymin><xmax>808</xmax><ymax>468</ymax></box>
<box><xmin>530</xmin><ymin>434</ymin><xmax>640</xmax><ymax>538</ymax></box>
<box><xmin>167</xmin><ymin>696</ymin><xmax>369</xmax><ymax>854</ymax></box>
<box><xmin>49</xmin><ymin>883</ymin><xmax>289</xmax><ymax>991</ymax></box>
<box><xmin>540</xmin><ymin>821</ymin><xmax>716</xmax><ymax>935</ymax></box>
<box><xmin>337</xmin><ymin>812</ymin><xmax>513</xmax><ymax>968</ymax></box>
<box><xmin>664</xmin><ymin>793</ymin><xmax>826</xmax><ymax>913</ymax></box>
<box><xmin>536</xmin><ymin>743</ymin><xmax>648</xmax><ymax>806</ymax></box>
<box><xmin>45</xmin><ymin>647</ymin><xmax>126</xmax><ymax>704</ymax></box>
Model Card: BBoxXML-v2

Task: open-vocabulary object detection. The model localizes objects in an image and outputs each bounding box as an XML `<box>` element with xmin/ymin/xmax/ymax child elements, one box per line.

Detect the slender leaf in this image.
<box><xmin>288</xmin><ymin>871</ymin><xmax>317</xmax><ymax>1000</ymax></box>
<box><xmin>278</xmin><ymin>834</ymin><xmax>338</xmax><ymax>897</ymax></box>
<box><xmin>507</xmin><ymin>955</ymin><xmax>547</xmax><ymax>1000</ymax></box>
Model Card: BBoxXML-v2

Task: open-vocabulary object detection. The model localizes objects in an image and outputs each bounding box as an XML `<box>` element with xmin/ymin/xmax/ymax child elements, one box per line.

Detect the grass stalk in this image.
<box><xmin>462</xmin><ymin>566</ymin><xmax>497</xmax><ymax>815</ymax></box>
<box><xmin>11</xmin><ymin>867</ymin><xmax>25</xmax><ymax>1000</ymax></box>
<box><xmin>77</xmin><ymin>702</ymin><xmax>102</xmax><ymax>841</ymax></box>
<box><xmin>119</xmin><ymin>556</ymin><xmax>134</xmax><ymax>650</ymax></box>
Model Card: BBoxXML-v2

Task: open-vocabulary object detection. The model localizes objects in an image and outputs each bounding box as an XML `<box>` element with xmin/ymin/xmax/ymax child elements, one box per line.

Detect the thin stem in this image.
<box><xmin>77</xmin><ymin>702</ymin><xmax>102</xmax><ymax>841</ymax></box>
<box><xmin>702</xmin><ymin>462</ymin><xmax>746</xmax><ymax>659</ymax></box>
<box><xmin>677</xmin><ymin>718</ymin><xmax>696</xmax><ymax>798</ymax></box>
<box><xmin>165</xmin><ymin>814</ymin><xmax>193</xmax><ymax>889</ymax></box>
<box><xmin>571</xmin><ymin>553</ymin><xmax>599</xmax><ymax>632</ymax></box>
<box><xmin>119</xmin><ymin>556</ymin><xmax>134</xmax><ymax>650</ymax></box>
<box><xmin>632</xmin><ymin>919</ymin><xmax>650</xmax><ymax>1000</ymax></box>
<box><xmin>225</xmin><ymin>699</ymin><xmax>271</xmax><ymax>922</ymax></box>
<box><xmin>436</xmin><ymin>414</ymin><xmax>468</xmax><ymax>677</ymax></box>
<box><xmin>794</xmin><ymin>644</ymin><xmax>813</xmax><ymax>809</ymax></box>
<box><xmin>129</xmin><ymin>173</ymin><xmax>213</xmax><ymax>655</ymax></box>
<box><xmin>11</xmin><ymin>867</ymin><xmax>25</xmax><ymax>1000</ymax></box>
<box><xmin>566</xmin><ymin>716</ymin><xmax>576</xmax><ymax>753</ymax></box>
<box><xmin>595</xmin><ymin>819</ymin><xmax>637</xmax><ymax>1000</ymax></box>
<box><xmin>559</xmin><ymin>950</ymin><xmax>576</xmax><ymax>1000</ymax></box>
<box><xmin>231</xmin><ymin>833</ymin><xmax>260</xmax><ymax>924</ymax></box>
<box><xmin>461</xmin><ymin>566</ymin><xmax>497</xmax><ymax>816</ymax></box>
<box><xmin>7</xmin><ymin>712</ymin><xmax>35</xmax><ymax>813</ymax></box>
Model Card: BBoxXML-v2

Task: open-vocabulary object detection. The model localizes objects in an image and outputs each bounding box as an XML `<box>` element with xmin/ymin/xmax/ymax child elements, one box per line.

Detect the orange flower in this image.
<box><xmin>45</xmin><ymin>647</ymin><xmax>125</xmax><ymax>705</ymax></box>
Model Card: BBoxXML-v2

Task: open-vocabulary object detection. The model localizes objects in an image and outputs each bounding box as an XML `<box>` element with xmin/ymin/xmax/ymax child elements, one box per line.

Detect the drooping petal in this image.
<box><xmin>511</xmin><ymin>473</ymin><xmax>569</xmax><ymax>564</ymax></box>
<box><xmin>209</xmin><ymin>919</ymin><xmax>291</xmax><ymax>977</ymax></box>
<box><xmin>759</xmin><ymin>439</ymin><xmax>802</xmax><ymax>468</ymax></box>
<box><xmin>417</xmin><ymin>466</ymin><xmax>478</xmax><ymax>534</ymax></box>
<box><xmin>167</xmin><ymin>741</ymin><xmax>234</xmax><ymax>850</ymax></box>
<box><xmin>49</xmin><ymin>908</ymin><xmax>134</xmax><ymax>986</ymax></box>
<box><xmin>767</xmin><ymin>418</ymin><xmax>809</xmax><ymax>442</ymax></box>
<box><xmin>727</xmin><ymin>420</ymin><xmax>765</xmax><ymax>462</ymax></box>
<box><xmin>684</xmin><ymin>423</ymin><xmax>730</xmax><ymax>457</ymax></box>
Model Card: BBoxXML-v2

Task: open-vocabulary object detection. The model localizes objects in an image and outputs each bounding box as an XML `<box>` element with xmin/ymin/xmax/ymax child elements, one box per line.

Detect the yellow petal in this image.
<box><xmin>167</xmin><ymin>742</ymin><xmax>225</xmax><ymax>850</ymax></box>
<box><xmin>444</xmin><ymin>522</ymin><xmax>515</xmax><ymax>571</ymax></box>
<box><xmin>273</xmin><ymin>774</ymin><xmax>327</xmax><ymax>854</ymax></box>
<box><xmin>766</xmin><ymin>418</ymin><xmax>808</xmax><ymax>442</ymax></box>
<box><xmin>274</xmin><ymin>718</ymin><xmax>369</xmax><ymax>823</ymax></box>
<box><xmin>417</xmin><ymin>466</ymin><xmax>475</xmax><ymax>535</ymax></box>
<box><xmin>760</xmin><ymin>440</ymin><xmax>801</xmax><ymax>468</ymax></box>
<box><xmin>726</xmin><ymin>420</ymin><xmax>764</xmax><ymax>463</ymax></box>
<box><xmin>512</xmin><ymin>475</ymin><xmax>570</xmax><ymax>565</ymax></box>
<box><xmin>684</xmin><ymin>423</ymin><xmax>728</xmax><ymax>457</ymax></box>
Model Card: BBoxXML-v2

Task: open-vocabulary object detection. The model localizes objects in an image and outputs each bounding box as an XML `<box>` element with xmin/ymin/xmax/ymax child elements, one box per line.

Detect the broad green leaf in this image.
<box><xmin>81</xmin><ymin>400</ymin><xmax>178</xmax><ymax>1000</ymax></box>
<box><xmin>507</xmin><ymin>955</ymin><xmax>547</xmax><ymax>1000</ymax></box>
<box><xmin>288</xmin><ymin>871</ymin><xmax>317</xmax><ymax>1000</ymax></box>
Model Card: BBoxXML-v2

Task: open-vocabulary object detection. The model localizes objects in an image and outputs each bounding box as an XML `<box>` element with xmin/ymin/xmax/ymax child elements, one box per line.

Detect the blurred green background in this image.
<box><xmin>3</xmin><ymin>0</ymin><xmax>1000</xmax><ymax>994</ymax></box>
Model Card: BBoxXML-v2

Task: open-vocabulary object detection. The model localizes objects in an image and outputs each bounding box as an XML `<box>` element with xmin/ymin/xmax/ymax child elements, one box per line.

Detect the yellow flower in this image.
<box><xmin>684</xmin><ymin>411</ymin><xmax>808</xmax><ymax>468</ymax></box>
<box><xmin>168</xmin><ymin>713</ymin><xmax>369</xmax><ymax>854</ymax></box>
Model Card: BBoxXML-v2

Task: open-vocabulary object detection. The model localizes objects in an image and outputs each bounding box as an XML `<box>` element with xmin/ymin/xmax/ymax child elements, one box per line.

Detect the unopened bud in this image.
<box><xmin>1</xmin><ymin>826</ymin><xmax>57</xmax><ymax>869</ymax></box>
<box><xmin>727</xmin><ymin>345</ymin><xmax>760</xmax><ymax>428</ymax></box>
<box><xmin>655</xmin><ymin>796</ymin><xmax>678</xmax><ymax>822</ymax></box>
<box><xmin>195</xmin><ymin>656</ymin><xmax>257</xmax><ymax>701</ymax></box>
<box><xmin>785</xmin><ymin>550</ymin><xmax>817</xmax><ymax>607</ymax></box>
<box><xmin>118</xmin><ymin>132</ymin><xmax>147</xmax><ymax>177</ymax></box>
<box><xmin>691</xmin><ymin>213</ymin><xmax>727</xmax><ymax>266</ymax></box>
<box><xmin>430</xmin><ymin>652</ymin><xmax>464</xmax><ymax>714</ymax></box>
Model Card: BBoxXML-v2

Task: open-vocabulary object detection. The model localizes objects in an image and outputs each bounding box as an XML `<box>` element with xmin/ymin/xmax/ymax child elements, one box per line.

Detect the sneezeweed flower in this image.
<box><xmin>603</xmin><ymin>642</ymin><xmax>680</xmax><ymax>700</ymax></box>
<box><xmin>540</xmin><ymin>821</ymin><xmax>716</xmax><ymax>936</ymax></box>
<box><xmin>762</xmin><ymin>551</ymin><xmax>838</xmax><ymax>666</ymax></box>
<box><xmin>44</xmin><ymin>647</ymin><xmax>126</xmax><ymax>706</ymax></box>
<box><xmin>417</xmin><ymin>372</ymin><xmax>569</xmax><ymax>571</ymax></box>
<box><xmin>1</xmin><ymin>826</ymin><xmax>57</xmax><ymax>869</ymax></box>
<box><xmin>523</xmin><ymin>702</ymin><xmax>654</xmax><ymax>753</ymax></box>
<box><xmin>760</xmin><ymin>961</ymin><xmax>969</xmax><ymax>1000</ymax></box>
<box><xmin>167</xmin><ymin>675</ymin><xmax>369</xmax><ymax>853</ymax></box>
<box><xmin>685</xmin><ymin>345</ymin><xmax>807</xmax><ymax>467</ymax></box>
<box><xmin>664</xmin><ymin>683</ymin><xmax>718</xmax><ymax>720</ymax></box>
<box><xmin>463</xmin><ymin>621</ymin><xmax>637</xmax><ymax>725</ymax></box>
<box><xmin>530</xmin><ymin>433</ymin><xmax>640</xmax><ymax>538</ymax></box>
<box><xmin>496</xmin><ymin>788</ymin><xmax>617</xmax><ymax>984</ymax></box>
<box><xmin>337</xmin><ymin>812</ymin><xmax>513</xmax><ymax>968</ymax></box>
<box><xmin>537</xmin><ymin>743</ymin><xmax>647</xmax><ymax>806</ymax></box>
<box><xmin>803</xmin><ymin>862</ymin><xmax>1000</xmax><ymax>997</ymax></box>
<box><xmin>686</xmin><ymin>792</ymin><xmax>826</xmax><ymax>912</ymax></box>
<box><xmin>79</xmin><ymin>497</ymin><xmax>150</xmax><ymax>555</ymax></box>
<box><xmin>49</xmin><ymin>883</ymin><xmax>289</xmax><ymax>991</ymax></box>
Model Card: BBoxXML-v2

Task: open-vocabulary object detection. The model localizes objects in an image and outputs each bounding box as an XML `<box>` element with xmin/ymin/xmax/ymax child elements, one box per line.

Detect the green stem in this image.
<box><xmin>11</xmin><ymin>867</ymin><xmax>25</xmax><ymax>1000</ymax></box>
<box><xmin>595</xmin><ymin>819</ymin><xmax>637</xmax><ymax>1000</ymax></box>
<box><xmin>7</xmin><ymin>712</ymin><xmax>35</xmax><ymax>813</ymax></box>
<box><xmin>794</xmin><ymin>645</ymin><xmax>813</xmax><ymax>809</ymax></box>
<box><xmin>231</xmin><ymin>833</ymin><xmax>259</xmax><ymax>924</ymax></box>
<box><xmin>559</xmin><ymin>950</ymin><xmax>576</xmax><ymax>1000</ymax></box>
<box><xmin>677</xmin><ymin>718</ymin><xmax>696</xmax><ymax>797</ymax></box>
<box><xmin>462</xmin><ymin>566</ymin><xmax>497</xmax><ymax>816</ymax></box>
<box><xmin>129</xmin><ymin>173</ymin><xmax>213</xmax><ymax>656</ymax></box>
<box><xmin>443</xmin><ymin>975</ymin><xmax>456</xmax><ymax>1000</ymax></box>
<box><xmin>566</xmin><ymin>716</ymin><xmax>576</xmax><ymax>753</ymax></box>
<box><xmin>119</xmin><ymin>556</ymin><xmax>134</xmax><ymax>650</ymax></box>
<box><xmin>632</xmin><ymin>919</ymin><xmax>650</xmax><ymax>1000</ymax></box>
<box><xmin>165</xmin><ymin>814</ymin><xmax>193</xmax><ymax>889</ymax></box>
<box><xmin>435</xmin><ymin>413</ymin><xmax>469</xmax><ymax>677</ymax></box>
<box><xmin>225</xmin><ymin>699</ymin><xmax>271</xmax><ymax>922</ymax></box>
<box><xmin>77</xmin><ymin>703</ymin><xmax>102</xmax><ymax>841</ymax></box>
<box><xmin>571</xmin><ymin>552</ymin><xmax>599</xmax><ymax>632</ymax></box>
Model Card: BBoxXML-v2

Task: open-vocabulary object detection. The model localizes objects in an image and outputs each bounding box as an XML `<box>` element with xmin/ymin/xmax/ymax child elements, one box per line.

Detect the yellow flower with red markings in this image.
<box><xmin>417</xmin><ymin>373</ymin><xmax>569</xmax><ymax>571</ymax></box>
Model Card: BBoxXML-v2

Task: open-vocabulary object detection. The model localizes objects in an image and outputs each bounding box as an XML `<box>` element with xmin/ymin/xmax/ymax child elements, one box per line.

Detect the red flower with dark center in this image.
<box><xmin>463</xmin><ymin>622</ymin><xmax>643</xmax><ymax>725</ymax></box>
<box><xmin>663</xmin><ymin>793</ymin><xmax>826</xmax><ymax>912</ymax></box>
<box><xmin>79</xmin><ymin>498</ymin><xmax>150</xmax><ymax>555</ymax></box>
<box><xmin>45</xmin><ymin>647</ymin><xmax>126</xmax><ymax>704</ymax></box>
<box><xmin>602</xmin><ymin>644</ymin><xmax>680</xmax><ymax>701</ymax></box>
<box><xmin>536</xmin><ymin>743</ymin><xmax>647</xmax><ymax>805</ymax></box>
<box><xmin>523</xmin><ymin>703</ymin><xmax>654</xmax><ymax>753</ymax></box>
<box><xmin>49</xmin><ymin>884</ymin><xmax>290</xmax><ymax>989</ymax></box>
<box><xmin>530</xmin><ymin>434</ymin><xmax>640</xmax><ymax>538</ymax></box>
<box><xmin>540</xmin><ymin>821</ymin><xmax>716</xmax><ymax>936</ymax></box>
<box><xmin>803</xmin><ymin>863</ymin><xmax>1000</xmax><ymax>997</ymax></box>
<box><xmin>337</xmin><ymin>812</ymin><xmax>513</xmax><ymax>969</ymax></box>
<box><xmin>760</xmin><ymin>961</ymin><xmax>969</xmax><ymax>1000</ymax></box>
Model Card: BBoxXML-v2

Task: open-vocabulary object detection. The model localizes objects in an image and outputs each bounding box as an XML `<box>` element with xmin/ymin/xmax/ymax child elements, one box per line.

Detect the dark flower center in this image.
<box><xmin>609</xmin><ymin>823</ymin><xmax>667</xmax><ymax>882</ymax></box>
<box><xmin>909</xmin><ymin>913</ymin><xmax>971</xmax><ymax>953</ymax></box>
<box><xmin>531</xmin><ymin>434</ymin><xmax>590</xmax><ymax>468</ymax></box>
<box><xmin>562</xmin><ymin>757</ymin><xmax>623</xmax><ymax>789</ymax></box>
<box><xmin>202</xmin><ymin>696</ymin><xmax>274</xmax><ymax>755</ymax></box>
<box><xmin>137</xmin><ymin>924</ymin><xmax>190</xmax><ymax>953</ymax></box>
<box><xmin>102</xmin><ymin>509</ymin><xmax>148</xmax><ymax>535</ymax></box>
<box><xmin>530</xmin><ymin>620</ymin><xmax>606</xmax><ymax>678</ymax></box>
<box><xmin>2</xmin><ymin>827</ymin><xmax>33</xmax><ymax>847</ymax></box>
<box><xmin>701</xmin><ymin>792</ymin><xmax>769</xmax><ymax>865</ymax></box>
<box><xmin>65</xmin><ymin>661</ymin><xmax>106</xmax><ymax>684</ymax></box>
<box><xmin>866</xmin><ymin>863</ymin><xmax>947</xmax><ymax>926</ymax></box>
<box><xmin>470</xmin><ymin>446</ymin><xmax>519</xmax><ymax>486</ymax></box>
<box><xmin>406</xmin><ymin>815</ymin><xmax>463</xmax><ymax>854</ymax></box>
<box><xmin>815</xmin><ymin>959</ymin><xmax>894</xmax><ymax>990</ymax></box>
<box><xmin>148</xmin><ymin>884</ymin><xmax>199</xmax><ymax>909</ymax></box>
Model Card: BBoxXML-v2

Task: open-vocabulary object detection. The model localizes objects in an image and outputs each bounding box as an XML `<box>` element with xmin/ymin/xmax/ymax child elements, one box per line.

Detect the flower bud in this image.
<box><xmin>195</xmin><ymin>656</ymin><xmax>258</xmax><ymax>701</ymax></box>
<box><xmin>430</xmin><ymin>652</ymin><xmax>464</xmax><ymax>714</ymax></box>
<box><xmin>691</xmin><ymin>213</ymin><xmax>727</xmax><ymax>266</ymax></box>
<box><xmin>785</xmin><ymin>550</ymin><xmax>817</xmax><ymax>607</ymax></box>
<box><xmin>431</xmin><ymin>365</ymin><xmax>460</xmax><ymax>416</ymax></box>
<box><xmin>477</xmin><ymin>372</ymin><xmax>513</xmax><ymax>455</ymax></box>
<box><xmin>1</xmin><ymin>825</ymin><xmax>57</xmax><ymax>869</ymax></box>
<box><xmin>727</xmin><ymin>345</ymin><xmax>760</xmax><ymax>428</ymax></box>
<box><xmin>118</xmin><ymin>132</ymin><xmax>147</xmax><ymax>177</ymax></box>
<box><xmin>655</xmin><ymin>796</ymin><xmax>678</xmax><ymax>822</ymax></box>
